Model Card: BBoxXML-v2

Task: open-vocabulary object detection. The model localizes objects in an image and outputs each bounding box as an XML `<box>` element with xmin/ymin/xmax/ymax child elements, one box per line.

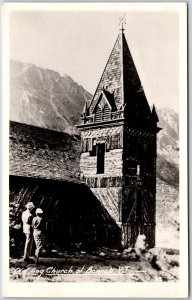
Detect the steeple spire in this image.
<box><xmin>119</xmin><ymin>14</ymin><xmax>126</xmax><ymax>32</ymax></box>
<box><xmin>81</xmin><ymin>21</ymin><xmax>158</xmax><ymax>131</ymax></box>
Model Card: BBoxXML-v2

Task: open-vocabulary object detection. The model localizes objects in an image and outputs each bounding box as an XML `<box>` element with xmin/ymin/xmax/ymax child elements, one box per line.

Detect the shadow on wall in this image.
<box><xmin>9</xmin><ymin>175</ymin><xmax>121</xmax><ymax>250</ymax></box>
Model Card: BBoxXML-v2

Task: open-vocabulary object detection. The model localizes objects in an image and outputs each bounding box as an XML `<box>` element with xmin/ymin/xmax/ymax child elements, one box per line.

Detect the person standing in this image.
<box><xmin>21</xmin><ymin>202</ymin><xmax>35</xmax><ymax>263</ymax></box>
<box><xmin>32</xmin><ymin>208</ymin><xmax>45</xmax><ymax>263</ymax></box>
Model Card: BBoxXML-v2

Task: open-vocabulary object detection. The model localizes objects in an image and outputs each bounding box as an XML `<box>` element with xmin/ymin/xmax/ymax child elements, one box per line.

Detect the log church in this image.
<box><xmin>77</xmin><ymin>25</ymin><xmax>161</xmax><ymax>248</ymax></box>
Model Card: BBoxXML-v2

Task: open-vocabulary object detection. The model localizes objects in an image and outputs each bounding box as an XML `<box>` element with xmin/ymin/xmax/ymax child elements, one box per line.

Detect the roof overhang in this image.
<box><xmin>76</xmin><ymin>118</ymin><xmax>124</xmax><ymax>130</ymax></box>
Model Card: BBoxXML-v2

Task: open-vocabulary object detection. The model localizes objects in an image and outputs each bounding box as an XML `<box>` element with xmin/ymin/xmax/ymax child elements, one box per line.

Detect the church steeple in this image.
<box><xmin>80</xmin><ymin>27</ymin><xmax>157</xmax><ymax>132</ymax></box>
<box><xmin>77</xmin><ymin>24</ymin><xmax>160</xmax><ymax>249</ymax></box>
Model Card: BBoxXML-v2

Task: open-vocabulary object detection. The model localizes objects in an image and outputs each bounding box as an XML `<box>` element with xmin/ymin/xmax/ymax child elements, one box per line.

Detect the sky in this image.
<box><xmin>9</xmin><ymin>9</ymin><xmax>179</xmax><ymax>111</ymax></box>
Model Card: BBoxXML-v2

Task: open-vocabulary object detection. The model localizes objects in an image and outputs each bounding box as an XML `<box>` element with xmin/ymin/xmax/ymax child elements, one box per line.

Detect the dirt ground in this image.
<box><xmin>10</xmin><ymin>249</ymin><xmax>179</xmax><ymax>282</ymax></box>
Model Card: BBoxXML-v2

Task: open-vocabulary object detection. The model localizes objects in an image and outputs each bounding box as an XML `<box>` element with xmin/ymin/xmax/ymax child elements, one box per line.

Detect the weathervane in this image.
<box><xmin>119</xmin><ymin>13</ymin><xmax>126</xmax><ymax>32</ymax></box>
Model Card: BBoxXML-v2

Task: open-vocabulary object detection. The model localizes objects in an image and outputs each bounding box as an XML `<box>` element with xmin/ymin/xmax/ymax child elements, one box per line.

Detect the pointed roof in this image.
<box><xmin>87</xmin><ymin>30</ymin><xmax>156</xmax><ymax>129</ymax></box>
<box><xmin>151</xmin><ymin>105</ymin><xmax>159</xmax><ymax>122</ymax></box>
<box><xmin>89</xmin><ymin>32</ymin><xmax>123</xmax><ymax>114</ymax></box>
<box><xmin>122</xmin><ymin>32</ymin><xmax>152</xmax><ymax>128</ymax></box>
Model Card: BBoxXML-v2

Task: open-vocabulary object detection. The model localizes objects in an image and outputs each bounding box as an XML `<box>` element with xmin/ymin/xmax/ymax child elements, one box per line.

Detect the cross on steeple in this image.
<box><xmin>119</xmin><ymin>13</ymin><xmax>126</xmax><ymax>32</ymax></box>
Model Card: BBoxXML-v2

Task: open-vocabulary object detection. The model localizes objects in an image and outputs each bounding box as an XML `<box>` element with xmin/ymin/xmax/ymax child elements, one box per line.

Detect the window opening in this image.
<box><xmin>96</xmin><ymin>143</ymin><xmax>105</xmax><ymax>174</ymax></box>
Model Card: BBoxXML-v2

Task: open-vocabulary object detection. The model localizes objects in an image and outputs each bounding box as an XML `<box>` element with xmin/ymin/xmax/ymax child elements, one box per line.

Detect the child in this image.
<box><xmin>32</xmin><ymin>208</ymin><xmax>45</xmax><ymax>263</ymax></box>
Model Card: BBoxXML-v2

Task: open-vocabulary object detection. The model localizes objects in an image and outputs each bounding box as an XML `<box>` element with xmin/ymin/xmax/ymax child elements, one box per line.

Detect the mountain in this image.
<box><xmin>10</xmin><ymin>60</ymin><xmax>92</xmax><ymax>134</ymax></box>
<box><xmin>156</xmin><ymin>108</ymin><xmax>179</xmax><ymax>187</ymax></box>
<box><xmin>155</xmin><ymin>108</ymin><xmax>179</xmax><ymax>247</ymax></box>
<box><xmin>157</xmin><ymin>108</ymin><xmax>179</xmax><ymax>167</ymax></box>
<box><xmin>10</xmin><ymin>60</ymin><xmax>179</xmax><ymax>187</ymax></box>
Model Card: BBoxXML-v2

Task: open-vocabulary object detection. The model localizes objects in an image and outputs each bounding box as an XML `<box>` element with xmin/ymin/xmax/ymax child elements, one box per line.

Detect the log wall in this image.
<box><xmin>121</xmin><ymin>127</ymin><xmax>157</xmax><ymax>248</ymax></box>
<box><xmin>80</xmin><ymin>149</ymin><xmax>123</xmax><ymax>177</ymax></box>
<box><xmin>90</xmin><ymin>187</ymin><xmax>122</xmax><ymax>223</ymax></box>
<box><xmin>10</xmin><ymin>175</ymin><xmax>122</xmax><ymax>248</ymax></box>
<box><xmin>80</xmin><ymin>125</ymin><xmax>123</xmax><ymax>177</ymax></box>
<box><xmin>79</xmin><ymin>124</ymin><xmax>157</xmax><ymax>248</ymax></box>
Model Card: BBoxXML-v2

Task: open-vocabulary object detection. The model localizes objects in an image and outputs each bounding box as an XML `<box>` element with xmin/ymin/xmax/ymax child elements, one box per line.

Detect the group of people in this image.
<box><xmin>22</xmin><ymin>201</ymin><xmax>45</xmax><ymax>263</ymax></box>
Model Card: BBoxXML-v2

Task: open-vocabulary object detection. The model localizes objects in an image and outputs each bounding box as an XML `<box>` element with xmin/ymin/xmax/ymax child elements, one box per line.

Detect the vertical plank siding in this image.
<box><xmin>10</xmin><ymin>175</ymin><xmax>121</xmax><ymax>248</ymax></box>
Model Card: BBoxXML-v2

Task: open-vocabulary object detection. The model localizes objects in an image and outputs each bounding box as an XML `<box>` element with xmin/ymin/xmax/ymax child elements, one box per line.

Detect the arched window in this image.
<box><xmin>95</xmin><ymin>106</ymin><xmax>102</xmax><ymax>122</ymax></box>
<box><xmin>103</xmin><ymin>104</ymin><xmax>111</xmax><ymax>121</ymax></box>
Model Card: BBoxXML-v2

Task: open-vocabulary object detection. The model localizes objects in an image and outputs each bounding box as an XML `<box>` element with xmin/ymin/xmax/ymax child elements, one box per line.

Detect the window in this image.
<box><xmin>90</xmin><ymin>139</ymin><xmax>97</xmax><ymax>156</ymax></box>
<box><xmin>137</xmin><ymin>165</ymin><xmax>140</xmax><ymax>176</ymax></box>
<box><xmin>103</xmin><ymin>104</ymin><xmax>111</xmax><ymax>121</ymax></box>
<box><xmin>94</xmin><ymin>101</ymin><xmax>111</xmax><ymax>123</ymax></box>
<box><xmin>127</xmin><ymin>160</ymin><xmax>137</xmax><ymax>176</ymax></box>
<box><xmin>96</xmin><ymin>143</ymin><xmax>105</xmax><ymax>174</ymax></box>
<box><xmin>95</xmin><ymin>106</ymin><xmax>102</xmax><ymax>122</ymax></box>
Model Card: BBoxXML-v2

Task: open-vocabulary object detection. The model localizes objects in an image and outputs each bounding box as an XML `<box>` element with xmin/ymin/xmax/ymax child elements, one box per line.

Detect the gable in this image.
<box><xmin>92</xmin><ymin>91</ymin><xmax>117</xmax><ymax>123</ymax></box>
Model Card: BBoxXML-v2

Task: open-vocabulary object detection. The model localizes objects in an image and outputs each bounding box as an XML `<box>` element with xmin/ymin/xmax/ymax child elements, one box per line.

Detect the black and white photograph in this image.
<box><xmin>2</xmin><ymin>2</ymin><xmax>188</xmax><ymax>298</ymax></box>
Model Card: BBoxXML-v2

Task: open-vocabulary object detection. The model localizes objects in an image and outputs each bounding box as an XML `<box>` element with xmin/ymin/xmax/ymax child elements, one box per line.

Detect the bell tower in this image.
<box><xmin>77</xmin><ymin>25</ymin><xmax>160</xmax><ymax>248</ymax></box>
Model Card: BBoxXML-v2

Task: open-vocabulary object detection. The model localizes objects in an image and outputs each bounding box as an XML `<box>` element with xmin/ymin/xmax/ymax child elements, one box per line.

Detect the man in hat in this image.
<box><xmin>21</xmin><ymin>202</ymin><xmax>35</xmax><ymax>262</ymax></box>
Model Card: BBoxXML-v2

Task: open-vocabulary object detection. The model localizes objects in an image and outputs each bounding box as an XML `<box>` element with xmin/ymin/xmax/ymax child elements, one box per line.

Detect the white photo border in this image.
<box><xmin>2</xmin><ymin>2</ymin><xmax>188</xmax><ymax>298</ymax></box>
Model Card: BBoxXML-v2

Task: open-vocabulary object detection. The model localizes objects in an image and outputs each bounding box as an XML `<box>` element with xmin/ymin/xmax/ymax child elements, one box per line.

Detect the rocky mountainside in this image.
<box><xmin>10</xmin><ymin>60</ymin><xmax>91</xmax><ymax>134</ymax></box>
<box><xmin>157</xmin><ymin>108</ymin><xmax>179</xmax><ymax>165</ymax></box>
<box><xmin>156</xmin><ymin>108</ymin><xmax>179</xmax><ymax>187</ymax></box>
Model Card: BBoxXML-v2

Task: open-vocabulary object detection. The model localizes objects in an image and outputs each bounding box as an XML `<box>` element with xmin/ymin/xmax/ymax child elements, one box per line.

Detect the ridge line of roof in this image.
<box><xmin>10</xmin><ymin>120</ymin><xmax>80</xmax><ymax>138</ymax></box>
<box><xmin>121</xmin><ymin>31</ymin><xmax>125</xmax><ymax>107</ymax></box>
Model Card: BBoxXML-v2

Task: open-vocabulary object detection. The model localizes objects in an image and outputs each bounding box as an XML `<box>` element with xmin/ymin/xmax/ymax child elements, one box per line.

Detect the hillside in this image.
<box><xmin>156</xmin><ymin>108</ymin><xmax>179</xmax><ymax>186</ymax></box>
<box><xmin>10</xmin><ymin>60</ymin><xmax>91</xmax><ymax>134</ymax></box>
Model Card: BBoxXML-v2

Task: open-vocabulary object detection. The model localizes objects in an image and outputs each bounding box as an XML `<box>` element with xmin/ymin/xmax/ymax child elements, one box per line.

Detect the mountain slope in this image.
<box><xmin>10</xmin><ymin>60</ymin><xmax>92</xmax><ymax>134</ymax></box>
<box><xmin>157</xmin><ymin>108</ymin><xmax>179</xmax><ymax>165</ymax></box>
<box><xmin>156</xmin><ymin>108</ymin><xmax>179</xmax><ymax>187</ymax></box>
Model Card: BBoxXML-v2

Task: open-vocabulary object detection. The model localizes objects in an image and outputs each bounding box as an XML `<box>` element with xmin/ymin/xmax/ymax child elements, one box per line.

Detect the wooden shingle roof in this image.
<box><xmin>9</xmin><ymin>121</ymin><xmax>81</xmax><ymax>182</ymax></box>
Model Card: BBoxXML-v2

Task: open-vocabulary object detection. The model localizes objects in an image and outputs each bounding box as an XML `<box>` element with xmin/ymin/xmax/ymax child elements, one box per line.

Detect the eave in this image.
<box><xmin>76</xmin><ymin>118</ymin><xmax>125</xmax><ymax>130</ymax></box>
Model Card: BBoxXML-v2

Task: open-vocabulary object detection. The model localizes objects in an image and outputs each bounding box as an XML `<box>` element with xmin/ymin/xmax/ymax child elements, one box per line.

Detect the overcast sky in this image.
<box><xmin>9</xmin><ymin>9</ymin><xmax>179</xmax><ymax>111</ymax></box>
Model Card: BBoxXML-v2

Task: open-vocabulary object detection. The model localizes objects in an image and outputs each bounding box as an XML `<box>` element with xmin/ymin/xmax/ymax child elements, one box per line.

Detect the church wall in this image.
<box><xmin>10</xmin><ymin>175</ymin><xmax>122</xmax><ymax>248</ymax></box>
<box><xmin>105</xmin><ymin>150</ymin><xmax>123</xmax><ymax>175</ymax></box>
<box><xmin>90</xmin><ymin>187</ymin><xmax>122</xmax><ymax>223</ymax></box>
<box><xmin>80</xmin><ymin>149</ymin><xmax>123</xmax><ymax>177</ymax></box>
<box><xmin>80</xmin><ymin>153</ymin><xmax>97</xmax><ymax>176</ymax></box>
<box><xmin>122</xmin><ymin>127</ymin><xmax>156</xmax><ymax>185</ymax></box>
<box><xmin>81</xmin><ymin>126</ymin><xmax>123</xmax><ymax>147</ymax></box>
<box><xmin>121</xmin><ymin>185</ymin><xmax>156</xmax><ymax>248</ymax></box>
<box><xmin>121</xmin><ymin>126</ymin><xmax>157</xmax><ymax>248</ymax></box>
<box><xmin>80</xmin><ymin>125</ymin><xmax>124</xmax><ymax>177</ymax></box>
<box><xmin>79</xmin><ymin>125</ymin><xmax>124</xmax><ymax>226</ymax></box>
